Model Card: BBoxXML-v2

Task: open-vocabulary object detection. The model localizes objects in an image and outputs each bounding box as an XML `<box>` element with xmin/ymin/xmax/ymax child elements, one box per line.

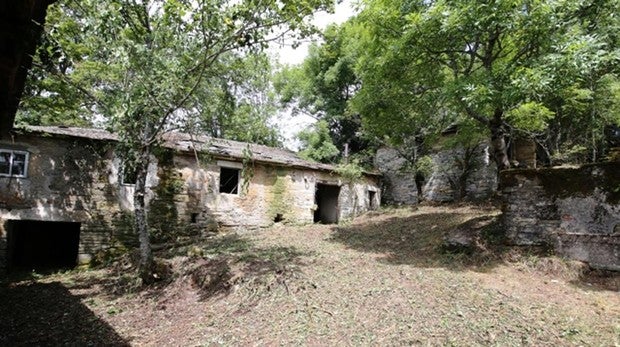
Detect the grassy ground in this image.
<box><xmin>1</xmin><ymin>204</ymin><xmax>618</xmax><ymax>346</ymax></box>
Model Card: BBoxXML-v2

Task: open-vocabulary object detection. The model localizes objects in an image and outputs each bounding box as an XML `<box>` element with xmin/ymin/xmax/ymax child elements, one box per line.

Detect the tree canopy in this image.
<box><xmin>22</xmin><ymin>0</ymin><xmax>332</xmax><ymax>282</ymax></box>
<box><xmin>290</xmin><ymin>0</ymin><xmax>620</xmax><ymax>168</ymax></box>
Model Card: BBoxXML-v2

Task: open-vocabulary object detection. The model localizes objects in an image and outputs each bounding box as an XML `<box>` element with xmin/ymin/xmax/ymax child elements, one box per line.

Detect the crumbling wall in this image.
<box><xmin>375</xmin><ymin>144</ymin><xmax>496</xmax><ymax>204</ymax></box>
<box><xmin>374</xmin><ymin>147</ymin><xmax>418</xmax><ymax>205</ymax></box>
<box><xmin>0</xmin><ymin>134</ymin><xmax>135</xmax><ymax>267</ymax></box>
<box><xmin>423</xmin><ymin>143</ymin><xmax>497</xmax><ymax>202</ymax></box>
<box><xmin>501</xmin><ymin>163</ymin><xmax>620</xmax><ymax>270</ymax></box>
<box><xmin>1</xmin><ymin>133</ymin><xmax>382</xmax><ymax>269</ymax></box>
<box><xmin>172</xmin><ymin>152</ymin><xmax>381</xmax><ymax>230</ymax></box>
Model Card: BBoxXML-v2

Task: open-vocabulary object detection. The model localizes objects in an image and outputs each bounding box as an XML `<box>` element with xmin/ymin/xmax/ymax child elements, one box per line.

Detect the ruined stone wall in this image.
<box><xmin>1</xmin><ymin>134</ymin><xmax>381</xmax><ymax>269</ymax></box>
<box><xmin>0</xmin><ymin>134</ymin><xmax>146</xmax><ymax>267</ymax></box>
<box><xmin>423</xmin><ymin>143</ymin><xmax>497</xmax><ymax>202</ymax></box>
<box><xmin>374</xmin><ymin>147</ymin><xmax>418</xmax><ymax>205</ymax></box>
<box><xmin>501</xmin><ymin>163</ymin><xmax>620</xmax><ymax>270</ymax></box>
<box><xmin>374</xmin><ymin>144</ymin><xmax>496</xmax><ymax>204</ymax></box>
<box><xmin>171</xmin><ymin>152</ymin><xmax>381</xmax><ymax>230</ymax></box>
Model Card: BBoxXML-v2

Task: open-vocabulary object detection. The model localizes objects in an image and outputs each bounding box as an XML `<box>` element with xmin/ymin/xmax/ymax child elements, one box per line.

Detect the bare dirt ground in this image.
<box><xmin>1</xmin><ymin>204</ymin><xmax>619</xmax><ymax>346</ymax></box>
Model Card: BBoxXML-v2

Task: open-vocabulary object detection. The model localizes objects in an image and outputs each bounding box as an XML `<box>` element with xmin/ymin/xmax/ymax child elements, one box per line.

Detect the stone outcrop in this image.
<box><xmin>501</xmin><ymin>163</ymin><xmax>620</xmax><ymax>270</ymax></box>
<box><xmin>375</xmin><ymin>142</ymin><xmax>497</xmax><ymax>204</ymax></box>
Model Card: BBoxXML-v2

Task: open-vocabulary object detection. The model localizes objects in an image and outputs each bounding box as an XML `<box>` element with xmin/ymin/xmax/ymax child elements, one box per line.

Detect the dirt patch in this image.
<box><xmin>1</xmin><ymin>204</ymin><xmax>618</xmax><ymax>346</ymax></box>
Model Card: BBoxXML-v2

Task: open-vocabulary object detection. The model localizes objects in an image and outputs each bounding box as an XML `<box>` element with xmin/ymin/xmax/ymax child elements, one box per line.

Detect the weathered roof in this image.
<box><xmin>21</xmin><ymin>125</ymin><xmax>379</xmax><ymax>175</ymax></box>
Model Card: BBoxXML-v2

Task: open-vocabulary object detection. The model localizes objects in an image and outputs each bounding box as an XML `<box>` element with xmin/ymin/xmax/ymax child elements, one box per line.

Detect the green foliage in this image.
<box><xmin>335</xmin><ymin>160</ymin><xmax>364</xmax><ymax>183</ymax></box>
<box><xmin>23</xmin><ymin>0</ymin><xmax>333</xmax><ymax>280</ymax></box>
<box><xmin>552</xmin><ymin>144</ymin><xmax>589</xmax><ymax>164</ymax></box>
<box><xmin>343</xmin><ymin>0</ymin><xmax>620</xmax><ymax>167</ymax></box>
<box><xmin>506</xmin><ymin>102</ymin><xmax>555</xmax><ymax>133</ymax></box>
<box><xmin>275</xmin><ymin>22</ymin><xmax>367</xmax><ymax>154</ymax></box>
<box><xmin>241</xmin><ymin>145</ymin><xmax>254</xmax><ymax>194</ymax></box>
<box><xmin>188</xmin><ymin>53</ymin><xmax>283</xmax><ymax>147</ymax></box>
<box><xmin>441</xmin><ymin>121</ymin><xmax>488</xmax><ymax>151</ymax></box>
<box><xmin>298</xmin><ymin>120</ymin><xmax>340</xmax><ymax>163</ymax></box>
<box><xmin>267</xmin><ymin>169</ymin><xmax>292</xmax><ymax>222</ymax></box>
<box><xmin>412</xmin><ymin>155</ymin><xmax>433</xmax><ymax>179</ymax></box>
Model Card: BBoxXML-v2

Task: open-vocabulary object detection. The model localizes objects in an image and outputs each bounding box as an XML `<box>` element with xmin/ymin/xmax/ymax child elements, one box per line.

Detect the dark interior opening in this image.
<box><xmin>314</xmin><ymin>183</ymin><xmax>340</xmax><ymax>224</ymax></box>
<box><xmin>6</xmin><ymin>220</ymin><xmax>81</xmax><ymax>272</ymax></box>
<box><xmin>219</xmin><ymin>167</ymin><xmax>240</xmax><ymax>194</ymax></box>
<box><xmin>121</xmin><ymin>161</ymin><xmax>137</xmax><ymax>185</ymax></box>
<box><xmin>368</xmin><ymin>190</ymin><xmax>377</xmax><ymax>210</ymax></box>
<box><xmin>273</xmin><ymin>213</ymin><xmax>284</xmax><ymax>223</ymax></box>
<box><xmin>191</xmin><ymin>213</ymin><xmax>199</xmax><ymax>223</ymax></box>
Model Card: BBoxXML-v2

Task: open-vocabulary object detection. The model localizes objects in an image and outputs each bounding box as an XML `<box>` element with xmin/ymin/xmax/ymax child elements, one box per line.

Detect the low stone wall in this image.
<box><xmin>500</xmin><ymin>163</ymin><xmax>620</xmax><ymax>270</ymax></box>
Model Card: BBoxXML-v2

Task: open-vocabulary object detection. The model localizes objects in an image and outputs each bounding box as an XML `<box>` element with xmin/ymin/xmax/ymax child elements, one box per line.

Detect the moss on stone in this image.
<box><xmin>267</xmin><ymin>168</ymin><xmax>292</xmax><ymax>224</ymax></box>
<box><xmin>501</xmin><ymin>162</ymin><xmax>620</xmax><ymax>204</ymax></box>
<box><xmin>148</xmin><ymin>149</ymin><xmax>184</xmax><ymax>242</ymax></box>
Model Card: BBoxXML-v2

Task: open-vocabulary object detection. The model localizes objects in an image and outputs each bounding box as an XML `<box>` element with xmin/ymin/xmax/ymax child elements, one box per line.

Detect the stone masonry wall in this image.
<box><xmin>375</xmin><ymin>143</ymin><xmax>496</xmax><ymax>205</ymax></box>
<box><xmin>1</xmin><ymin>133</ymin><xmax>381</xmax><ymax>269</ymax></box>
<box><xmin>501</xmin><ymin>163</ymin><xmax>620</xmax><ymax>270</ymax></box>
<box><xmin>0</xmin><ymin>134</ymin><xmax>136</xmax><ymax>267</ymax></box>
<box><xmin>374</xmin><ymin>147</ymin><xmax>418</xmax><ymax>205</ymax></box>
<box><xmin>423</xmin><ymin>143</ymin><xmax>497</xmax><ymax>202</ymax></box>
<box><xmin>172</xmin><ymin>152</ymin><xmax>380</xmax><ymax>230</ymax></box>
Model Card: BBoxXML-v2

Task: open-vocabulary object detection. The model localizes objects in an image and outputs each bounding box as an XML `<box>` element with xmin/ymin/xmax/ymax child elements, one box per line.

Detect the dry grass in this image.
<box><xmin>1</xmin><ymin>204</ymin><xmax>619</xmax><ymax>346</ymax></box>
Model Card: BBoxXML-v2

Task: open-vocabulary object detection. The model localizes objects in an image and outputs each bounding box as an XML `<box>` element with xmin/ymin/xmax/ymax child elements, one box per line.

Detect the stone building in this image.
<box><xmin>0</xmin><ymin>126</ymin><xmax>380</xmax><ymax>271</ymax></box>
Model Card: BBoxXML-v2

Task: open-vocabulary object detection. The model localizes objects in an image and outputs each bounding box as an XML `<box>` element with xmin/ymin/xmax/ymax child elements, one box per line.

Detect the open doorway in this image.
<box><xmin>368</xmin><ymin>190</ymin><xmax>377</xmax><ymax>210</ymax></box>
<box><xmin>6</xmin><ymin>220</ymin><xmax>81</xmax><ymax>272</ymax></box>
<box><xmin>314</xmin><ymin>183</ymin><xmax>340</xmax><ymax>224</ymax></box>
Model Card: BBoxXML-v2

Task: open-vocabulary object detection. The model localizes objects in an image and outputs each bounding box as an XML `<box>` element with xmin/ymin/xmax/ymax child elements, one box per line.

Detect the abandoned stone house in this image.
<box><xmin>0</xmin><ymin>126</ymin><xmax>381</xmax><ymax>271</ymax></box>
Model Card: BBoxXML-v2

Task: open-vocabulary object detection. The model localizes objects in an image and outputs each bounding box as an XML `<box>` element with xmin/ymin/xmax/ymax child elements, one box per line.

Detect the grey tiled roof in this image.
<box><xmin>22</xmin><ymin>125</ymin><xmax>378</xmax><ymax>175</ymax></box>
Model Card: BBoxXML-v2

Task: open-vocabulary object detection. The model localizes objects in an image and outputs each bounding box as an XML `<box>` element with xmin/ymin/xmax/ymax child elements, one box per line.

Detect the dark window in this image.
<box><xmin>0</xmin><ymin>150</ymin><xmax>29</xmax><ymax>177</ymax></box>
<box><xmin>219</xmin><ymin>167</ymin><xmax>240</xmax><ymax>194</ymax></box>
<box><xmin>121</xmin><ymin>163</ymin><xmax>137</xmax><ymax>185</ymax></box>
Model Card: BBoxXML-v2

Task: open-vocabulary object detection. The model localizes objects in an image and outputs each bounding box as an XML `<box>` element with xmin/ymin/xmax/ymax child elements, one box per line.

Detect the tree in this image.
<box><xmin>297</xmin><ymin>120</ymin><xmax>340</xmax><ymax>163</ymax></box>
<box><xmin>0</xmin><ymin>0</ymin><xmax>58</xmax><ymax>139</ymax></box>
<box><xmin>32</xmin><ymin>0</ymin><xmax>331</xmax><ymax>282</ymax></box>
<box><xmin>185</xmin><ymin>53</ymin><xmax>283</xmax><ymax>147</ymax></box>
<box><xmin>351</xmin><ymin>0</ymin><xmax>619</xmax><ymax>169</ymax></box>
<box><xmin>275</xmin><ymin>23</ymin><xmax>366</xmax><ymax>159</ymax></box>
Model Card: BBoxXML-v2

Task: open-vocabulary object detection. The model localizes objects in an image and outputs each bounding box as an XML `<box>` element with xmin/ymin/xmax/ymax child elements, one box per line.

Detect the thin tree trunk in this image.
<box><xmin>134</xmin><ymin>146</ymin><xmax>153</xmax><ymax>283</ymax></box>
<box><xmin>489</xmin><ymin>110</ymin><xmax>511</xmax><ymax>170</ymax></box>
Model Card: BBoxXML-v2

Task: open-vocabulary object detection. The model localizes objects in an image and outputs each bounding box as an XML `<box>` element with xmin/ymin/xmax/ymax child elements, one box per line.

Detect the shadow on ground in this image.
<box><xmin>329</xmin><ymin>211</ymin><xmax>505</xmax><ymax>270</ymax></box>
<box><xmin>24</xmin><ymin>234</ymin><xmax>313</xmax><ymax>303</ymax></box>
<box><xmin>329</xmin><ymin>209</ymin><xmax>620</xmax><ymax>291</ymax></box>
<box><xmin>185</xmin><ymin>234</ymin><xmax>312</xmax><ymax>301</ymax></box>
<box><xmin>0</xmin><ymin>281</ymin><xmax>129</xmax><ymax>346</ymax></box>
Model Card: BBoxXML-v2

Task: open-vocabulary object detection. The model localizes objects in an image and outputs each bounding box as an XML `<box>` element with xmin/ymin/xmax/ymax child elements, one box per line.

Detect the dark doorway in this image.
<box><xmin>368</xmin><ymin>190</ymin><xmax>377</xmax><ymax>210</ymax></box>
<box><xmin>6</xmin><ymin>220</ymin><xmax>81</xmax><ymax>272</ymax></box>
<box><xmin>314</xmin><ymin>184</ymin><xmax>340</xmax><ymax>224</ymax></box>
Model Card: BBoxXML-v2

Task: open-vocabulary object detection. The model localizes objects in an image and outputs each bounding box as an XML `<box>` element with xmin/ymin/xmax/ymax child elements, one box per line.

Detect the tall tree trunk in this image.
<box><xmin>0</xmin><ymin>0</ymin><xmax>57</xmax><ymax>139</ymax></box>
<box><xmin>489</xmin><ymin>110</ymin><xmax>511</xmax><ymax>170</ymax></box>
<box><xmin>134</xmin><ymin>146</ymin><xmax>153</xmax><ymax>283</ymax></box>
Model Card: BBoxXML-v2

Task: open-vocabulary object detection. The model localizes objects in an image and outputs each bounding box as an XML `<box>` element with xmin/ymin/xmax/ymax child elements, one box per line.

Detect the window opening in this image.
<box><xmin>219</xmin><ymin>167</ymin><xmax>240</xmax><ymax>194</ymax></box>
<box><xmin>0</xmin><ymin>150</ymin><xmax>29</xmax><ymax>178</ymax></box>
<box><xmin>121</xmin><ymin>162</ymin><xmax>137</xmax><ymax>185</ymax></box>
